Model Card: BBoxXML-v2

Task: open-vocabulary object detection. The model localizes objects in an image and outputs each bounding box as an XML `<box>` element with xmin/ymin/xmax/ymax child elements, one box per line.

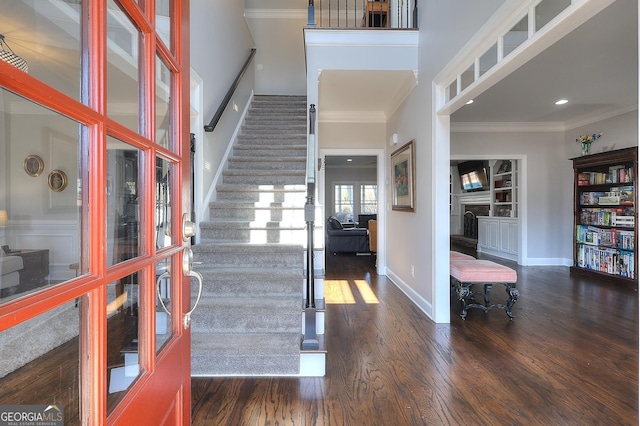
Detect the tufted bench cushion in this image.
<box><xmin>450</xmin><ymin>259</ymin><xmax>517</xmax><ymax>283</ymax></box>
<box><xmin>450</xmin><ymin>251</ymin><xmax>475</xmax><ymax>261</ymax></box>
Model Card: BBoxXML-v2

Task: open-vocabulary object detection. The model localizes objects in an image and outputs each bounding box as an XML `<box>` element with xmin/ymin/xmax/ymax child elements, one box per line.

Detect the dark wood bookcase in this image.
<box><xmin>570</xmin><ymin>147</ymin><xmax>638</xmax><ymax>287</ymax></box>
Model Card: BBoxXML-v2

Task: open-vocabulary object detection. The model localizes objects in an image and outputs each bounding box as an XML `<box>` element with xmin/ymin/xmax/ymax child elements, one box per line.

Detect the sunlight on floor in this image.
<box><xmin>325</xmin><ymin>279</ymin><xmax>379</xmax><ymax>304</ymax></box>
<box><xmin>354</xmin><ymin>279</ymin><xmax>379</xmax><ymax>304</ymax></box>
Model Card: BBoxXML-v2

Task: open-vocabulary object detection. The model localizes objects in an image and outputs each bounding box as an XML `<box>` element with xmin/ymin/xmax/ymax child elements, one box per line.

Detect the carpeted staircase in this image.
<box><xmin>191</xmin><ymin>95</ymin><xmax>309</xmax><ymax>376</ymax></box>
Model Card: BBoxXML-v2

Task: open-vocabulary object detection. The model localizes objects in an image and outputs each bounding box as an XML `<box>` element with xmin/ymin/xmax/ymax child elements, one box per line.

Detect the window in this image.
<box><xmin>334</xmin><ymin>184</ymin><xmax>354</xmax><ymax>223</ymax></box>
<box><xmin>360</xmin><ymin>185</ymin><xmax>378</xmax><ymax>214</ymax></box>
<box><xmin>333</xmin><ymin>183</ymin><xmax>377</xmax><ymax>222</ymax></box>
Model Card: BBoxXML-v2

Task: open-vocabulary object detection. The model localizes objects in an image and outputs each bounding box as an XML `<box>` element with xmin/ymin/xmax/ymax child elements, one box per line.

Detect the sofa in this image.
<box><xmin>0</xmin><ymin>254</ymin><xmax>23</xmax><ymax>296</ymax></box>
<box><xmin>326</xmin><ymin>216</ymin><xmax>370</xmax><ymax>254</ymax></box>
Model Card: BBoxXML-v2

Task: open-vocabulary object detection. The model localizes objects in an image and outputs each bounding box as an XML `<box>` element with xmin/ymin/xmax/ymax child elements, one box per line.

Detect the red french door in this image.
<box><xmin>0</xmin><ymin>0</ymin><xmax>192</xmax><ymax>424</ymax></box>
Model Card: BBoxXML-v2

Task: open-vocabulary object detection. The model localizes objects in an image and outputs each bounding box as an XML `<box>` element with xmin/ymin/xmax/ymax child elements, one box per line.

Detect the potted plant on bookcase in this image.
<box><xmin>576</xmin><ymin>132</ymin><xmax>602</xmax><ymax>155</ymax></box>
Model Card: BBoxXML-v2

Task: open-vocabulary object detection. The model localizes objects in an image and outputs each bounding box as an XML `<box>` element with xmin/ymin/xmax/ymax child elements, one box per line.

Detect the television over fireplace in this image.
<box><xmin>457</xmin><ymin>160</ymin><xmax>489</xmax><ymax>191</ymax></box>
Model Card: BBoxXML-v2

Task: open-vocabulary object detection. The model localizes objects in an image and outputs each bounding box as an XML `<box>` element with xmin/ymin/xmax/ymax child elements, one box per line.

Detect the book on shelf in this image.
<box><xmin>575</xmin><ymin>244</ymin><xmax>635</xmax><ymax>278</ymax></box>
<box><xmin>576</xmin><ymin>167</ymin><xmax>634</xmax><ymax>186</ymax></box>
<box><xmin>576</xmin><ymin>225</ymin><xmax>635</xmax><ymax>249</ymax></box>
<box><xmin>579</xmin><ymin>207</ymin><xmax>634</xmax><ymax>227</ymax></box>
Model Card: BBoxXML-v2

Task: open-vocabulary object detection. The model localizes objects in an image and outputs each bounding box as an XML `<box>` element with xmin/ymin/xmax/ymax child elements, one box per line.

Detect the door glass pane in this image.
<box><xmin>106</xmin><ymin>272</ymin><xmax>142</xmax><ymax>413</ymax></box>
<box><xmin>155</xmin><ymin>257</ymin><xmax>173</xmax><ymax>353</ymax></box>
<box><xmin>155</xmin><ymin>157</ymin><xmax>172</xmax><ymax>249</ymax></box>
<box><xmin>0</xmin><ymin>1</ymin><xmax>83</xmax><ymax>101</ymax></box>
<box><xmin>156</xmin><ymin>0</ymin><xmax>172</xmax><ymax>50</ymax></box>
<box><xmin>0</xmin><ymin>89</ymin><xmax>84</xmax><ymax>305</ymax></box>
<box><xmin>156</xmin><ymin>56</ymin><xmax>171</xmax><ymax>149</ymax></box>
<box><xmin>107</xmin><ymin>0</ymin><xmax>141</xmax><ymax>134</ymax></box>
<box><xmin>0</xmin><ymin>301</ymin><xmax>81</xmax><ymax>424</ymax></box>
<box><xmin>107</xmin><ymin>138</ymin><xmax>141</xmax><ymax>267</ymax></box>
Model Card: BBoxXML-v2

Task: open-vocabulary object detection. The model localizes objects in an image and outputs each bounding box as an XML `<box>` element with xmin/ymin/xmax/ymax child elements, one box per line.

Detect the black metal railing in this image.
<box><xmin>302</xmin><ymin>103</ymin><xmax>319</xmax><ymax>350</ymax></box>
<box><xmin>307</xmin><ymin>0</ymin><xmax>417</xmax><ymax>29</ymax></box>
<box><xmin>204</xmin><ymin>48</ymin><xmax>256</xmax><ymax>132</ymax></box>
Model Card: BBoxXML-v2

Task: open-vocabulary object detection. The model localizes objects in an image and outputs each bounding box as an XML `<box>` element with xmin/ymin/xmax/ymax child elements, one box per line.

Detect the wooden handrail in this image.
<box><xmin>204</xmin><ymin>48</ymin><xmax>257</xmax><ymax>132</ymax></box>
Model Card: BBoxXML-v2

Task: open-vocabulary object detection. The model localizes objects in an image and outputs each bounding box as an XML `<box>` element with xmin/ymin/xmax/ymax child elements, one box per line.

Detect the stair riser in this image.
<box><xmin>208</xmin><ymin>207</ymin><xmax>305</xmax><ymax>220</ymax></box>
<box><xmin>228</xmin><ymin>160</ymin><xmax>306</xmax><ymax>171</ymax></box>
<box><xmin>216</xmin><ymin>191</ymin><xmax>306</xmax><ymax>203</ymax></box>
<box><xmin>194</xmin><ymin>278</ymin><xmax>302</xmax><ymax>298</ymax></box>
<box><xmin>191</xmin><ymin>354</ymin><xmax>299</xmax><ymax>376</ymax></box>
<box><xmin>233</xmin><ymin>148</ymin><xmax>306</xmax><ymax>158</ymax></box>
<box><xmin>242</xmin><ymin>129</ymin><xmax>307</xmax><ymax>137</ymax></box>
<box><xmin>222</xmin><ymin>174</ymin><xmax>305</xmax><ymax>185</ymax></box>
<box><xmin>236</xmin><ymin>137</ymin><xmax>306</xmax><ymax>146</ymax></box>
<box><xmin>192</xmin><ymin>312</ymin><xmax>300</xmax><ymax>334</ymax></box>
<box><xmin>247</xmin><ymin>114</ymin><xmax>306</xmax><ymax>121</ymax></box>
<box><xmin>201</xmin><ymin>228</ymin><xmax>306</xmax><ymax>244</ymax></box>
<box><xmin>193</xmin><ymin>248</ymin><xmax>303</xmax><ymax>268</ymax></box>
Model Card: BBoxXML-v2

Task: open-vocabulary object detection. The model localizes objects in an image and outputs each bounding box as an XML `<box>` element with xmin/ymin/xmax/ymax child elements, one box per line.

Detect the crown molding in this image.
<box><xmin>451</xmin><ymin>104</ymin><xmax>638</xmax><ymax>133</ymax></box>
<box><xmin>451</xmin><ymin>121</ymin><xmax>564</xmax><ymax>133</ymax></box>
<box><xmin>563</xmin><ymin>104</ymin><xmax>638</xmax><ymax>131</ymax></box>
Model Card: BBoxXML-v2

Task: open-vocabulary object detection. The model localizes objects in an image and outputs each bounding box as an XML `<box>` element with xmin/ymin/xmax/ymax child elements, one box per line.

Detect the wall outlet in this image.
<box><xmin>410</xmin><ymin>265</ymin><xmax>415</xmax><ymax>277</ymax></box>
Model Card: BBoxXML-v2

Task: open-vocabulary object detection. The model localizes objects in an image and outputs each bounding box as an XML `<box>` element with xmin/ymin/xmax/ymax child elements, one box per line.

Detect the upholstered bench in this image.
<box><xmin>450</xmin><ymin>251</ymin><xmax>475</xmax><ymax>261</ymax></box>
<box><xmin>450</xmin><ymin>259</ymin><xmax>519</xmax><ymax>320</ymax></box>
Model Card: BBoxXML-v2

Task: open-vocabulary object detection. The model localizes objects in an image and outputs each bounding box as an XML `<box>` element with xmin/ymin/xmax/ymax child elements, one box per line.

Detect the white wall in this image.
<box><xmin>190</xmin><ymin>2</ymin><xmax>257</xmax><ymax>216</ymax></box>
<box><xmin>244</xmin><ymin>12</ymin><xmax>308</xmax><ymax>95</ymax></box>
<box><xmin>451</xmin><ymin>130</ymin><xmax>569</xmax><ymax>263</ymax></box>
<box><xmin>385</xmin><ymin>0</ymin><xmax>506</xmax><ymax>322</ymax></box>
<box><xmin>566</xmin><ymin>110</ymin><xmax>638</xmax><ymax>155</ymax></box>
<box><xmin>319</xmin><ymin>122</ymin><xmax>386</xmax><ymax>149</ymax></box>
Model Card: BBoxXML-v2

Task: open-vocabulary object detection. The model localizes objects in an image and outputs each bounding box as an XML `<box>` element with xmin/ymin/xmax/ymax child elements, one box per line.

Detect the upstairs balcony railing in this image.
<box><xmin>308</xmin><ymin>0</ymin><xmax>418</xmax><ymax>29</ymax></box>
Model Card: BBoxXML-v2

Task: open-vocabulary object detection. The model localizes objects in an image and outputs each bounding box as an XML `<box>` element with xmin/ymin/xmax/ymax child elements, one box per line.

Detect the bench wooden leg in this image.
<box><xmin>504</xmin><ymin>283</ymin><xmax>519</xmax><ymax>319</ymax></box>
<box><xmin>453</xmin><ymin>279</ymin><xmax>518</xmax><ymax>320</ymax></box>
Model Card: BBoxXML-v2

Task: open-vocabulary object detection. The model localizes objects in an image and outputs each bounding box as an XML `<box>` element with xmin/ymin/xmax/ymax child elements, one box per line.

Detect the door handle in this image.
<box><xmin>156</xmin><ymin>247</ymin><xmax>204</xmax><ymax>330</ymax></box>
<box><xmin>182</xmin><ymin>270</ymin><xmax>203</xmax><ymax>329</ymax></box>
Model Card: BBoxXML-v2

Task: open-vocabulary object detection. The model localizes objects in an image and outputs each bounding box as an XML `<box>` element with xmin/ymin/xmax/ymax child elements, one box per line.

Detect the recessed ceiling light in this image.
<box><xmin>555</xmin><ymin>99</ymin><xmax>569</xmax><ymax>105</ymax></box>
<box><xmin>347</xmin><ymin>158</ymin><xmax>353</xmax><ymax>162</ymax></box>
<box><xmin>466</xmin><ymin>99</ymin><xmax>474</xmax><ymax>105</ymax></box>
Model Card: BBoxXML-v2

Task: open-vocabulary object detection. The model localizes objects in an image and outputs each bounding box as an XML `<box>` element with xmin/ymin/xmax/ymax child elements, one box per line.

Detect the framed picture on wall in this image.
<box><xmin>391</xmin><ymin>140</ymin><xmax>415</xmax><ymax>212</ymax></box>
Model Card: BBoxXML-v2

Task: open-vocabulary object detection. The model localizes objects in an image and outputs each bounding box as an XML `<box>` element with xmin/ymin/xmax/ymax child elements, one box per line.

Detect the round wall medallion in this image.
<box><xmin>48</xmin><ymin>169</ymin><xmax>68</xmax><ymax>192</ymax></box>
<box><xmin>24</xmin><ymin>155</ymin><xmax>44</xmax><ymax>177</ymax></box>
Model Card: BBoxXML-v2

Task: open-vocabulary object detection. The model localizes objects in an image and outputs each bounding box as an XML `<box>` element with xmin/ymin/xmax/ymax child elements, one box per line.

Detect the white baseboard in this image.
<box><xmin>385</xmin><ymin>268</ymin><xmax>434</xmax><ymax>320</ymax></box>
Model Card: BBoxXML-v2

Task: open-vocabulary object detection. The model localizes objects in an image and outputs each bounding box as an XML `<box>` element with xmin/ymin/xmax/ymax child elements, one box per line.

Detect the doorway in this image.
<box><xmin>319</xmin><ymin>149</ymin><xmax>386</xmax><ymax>276</ymax></box>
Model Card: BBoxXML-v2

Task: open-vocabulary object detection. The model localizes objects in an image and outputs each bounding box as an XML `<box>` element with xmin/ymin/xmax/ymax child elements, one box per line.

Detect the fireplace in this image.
<box><xmin>451</xmin><ymin>203</ymin><xmax>489</xmax><ymax>256</ymax></box>
<box><xmin>461</xmin><ymin>204</ymin><xmax>490</xmax><ymax>239</ymax></box>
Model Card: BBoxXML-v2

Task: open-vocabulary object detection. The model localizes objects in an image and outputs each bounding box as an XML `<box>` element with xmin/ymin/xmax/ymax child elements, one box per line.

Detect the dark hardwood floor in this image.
<box><xmin>192</xmin><ymin>253</ymin><xmax>639</xmax><ymax>425</ymax></box>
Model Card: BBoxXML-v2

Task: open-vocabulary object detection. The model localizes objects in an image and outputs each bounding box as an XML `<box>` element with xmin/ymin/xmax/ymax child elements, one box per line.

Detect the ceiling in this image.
<box><xmin>317</xmin><ymin>1</ymin><xmax>637</xmax><ymax>126</ymax></box>
<box><xmin>319</xmin><ymin>70</ymin><xmax>417</xmax><ymax>121</ymax></box>
<box><xmin>451</xmin><ymin>0</ymin><xmax>637</xmax><ymax>124</ymax></box>
<box><xmin>325</xmin><ymin>155</ymin><xmax>377</xmax><ymax>167</ymax></box>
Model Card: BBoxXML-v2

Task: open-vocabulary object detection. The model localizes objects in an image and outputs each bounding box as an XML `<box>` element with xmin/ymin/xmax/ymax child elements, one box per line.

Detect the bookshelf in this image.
<box><xmin>571</xmin><ymin>147</ymin><xmax>637</xmax><ymax>286</ymax></box>
<box><xmin>477</xmin><ymin>159</ymin><xmax>519</xmax><ymax>261</ymax></box>
<box><xmin>491</xmin><ymin>159</ymin><xmax>517</xmax><ymax>218</ymax></box>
